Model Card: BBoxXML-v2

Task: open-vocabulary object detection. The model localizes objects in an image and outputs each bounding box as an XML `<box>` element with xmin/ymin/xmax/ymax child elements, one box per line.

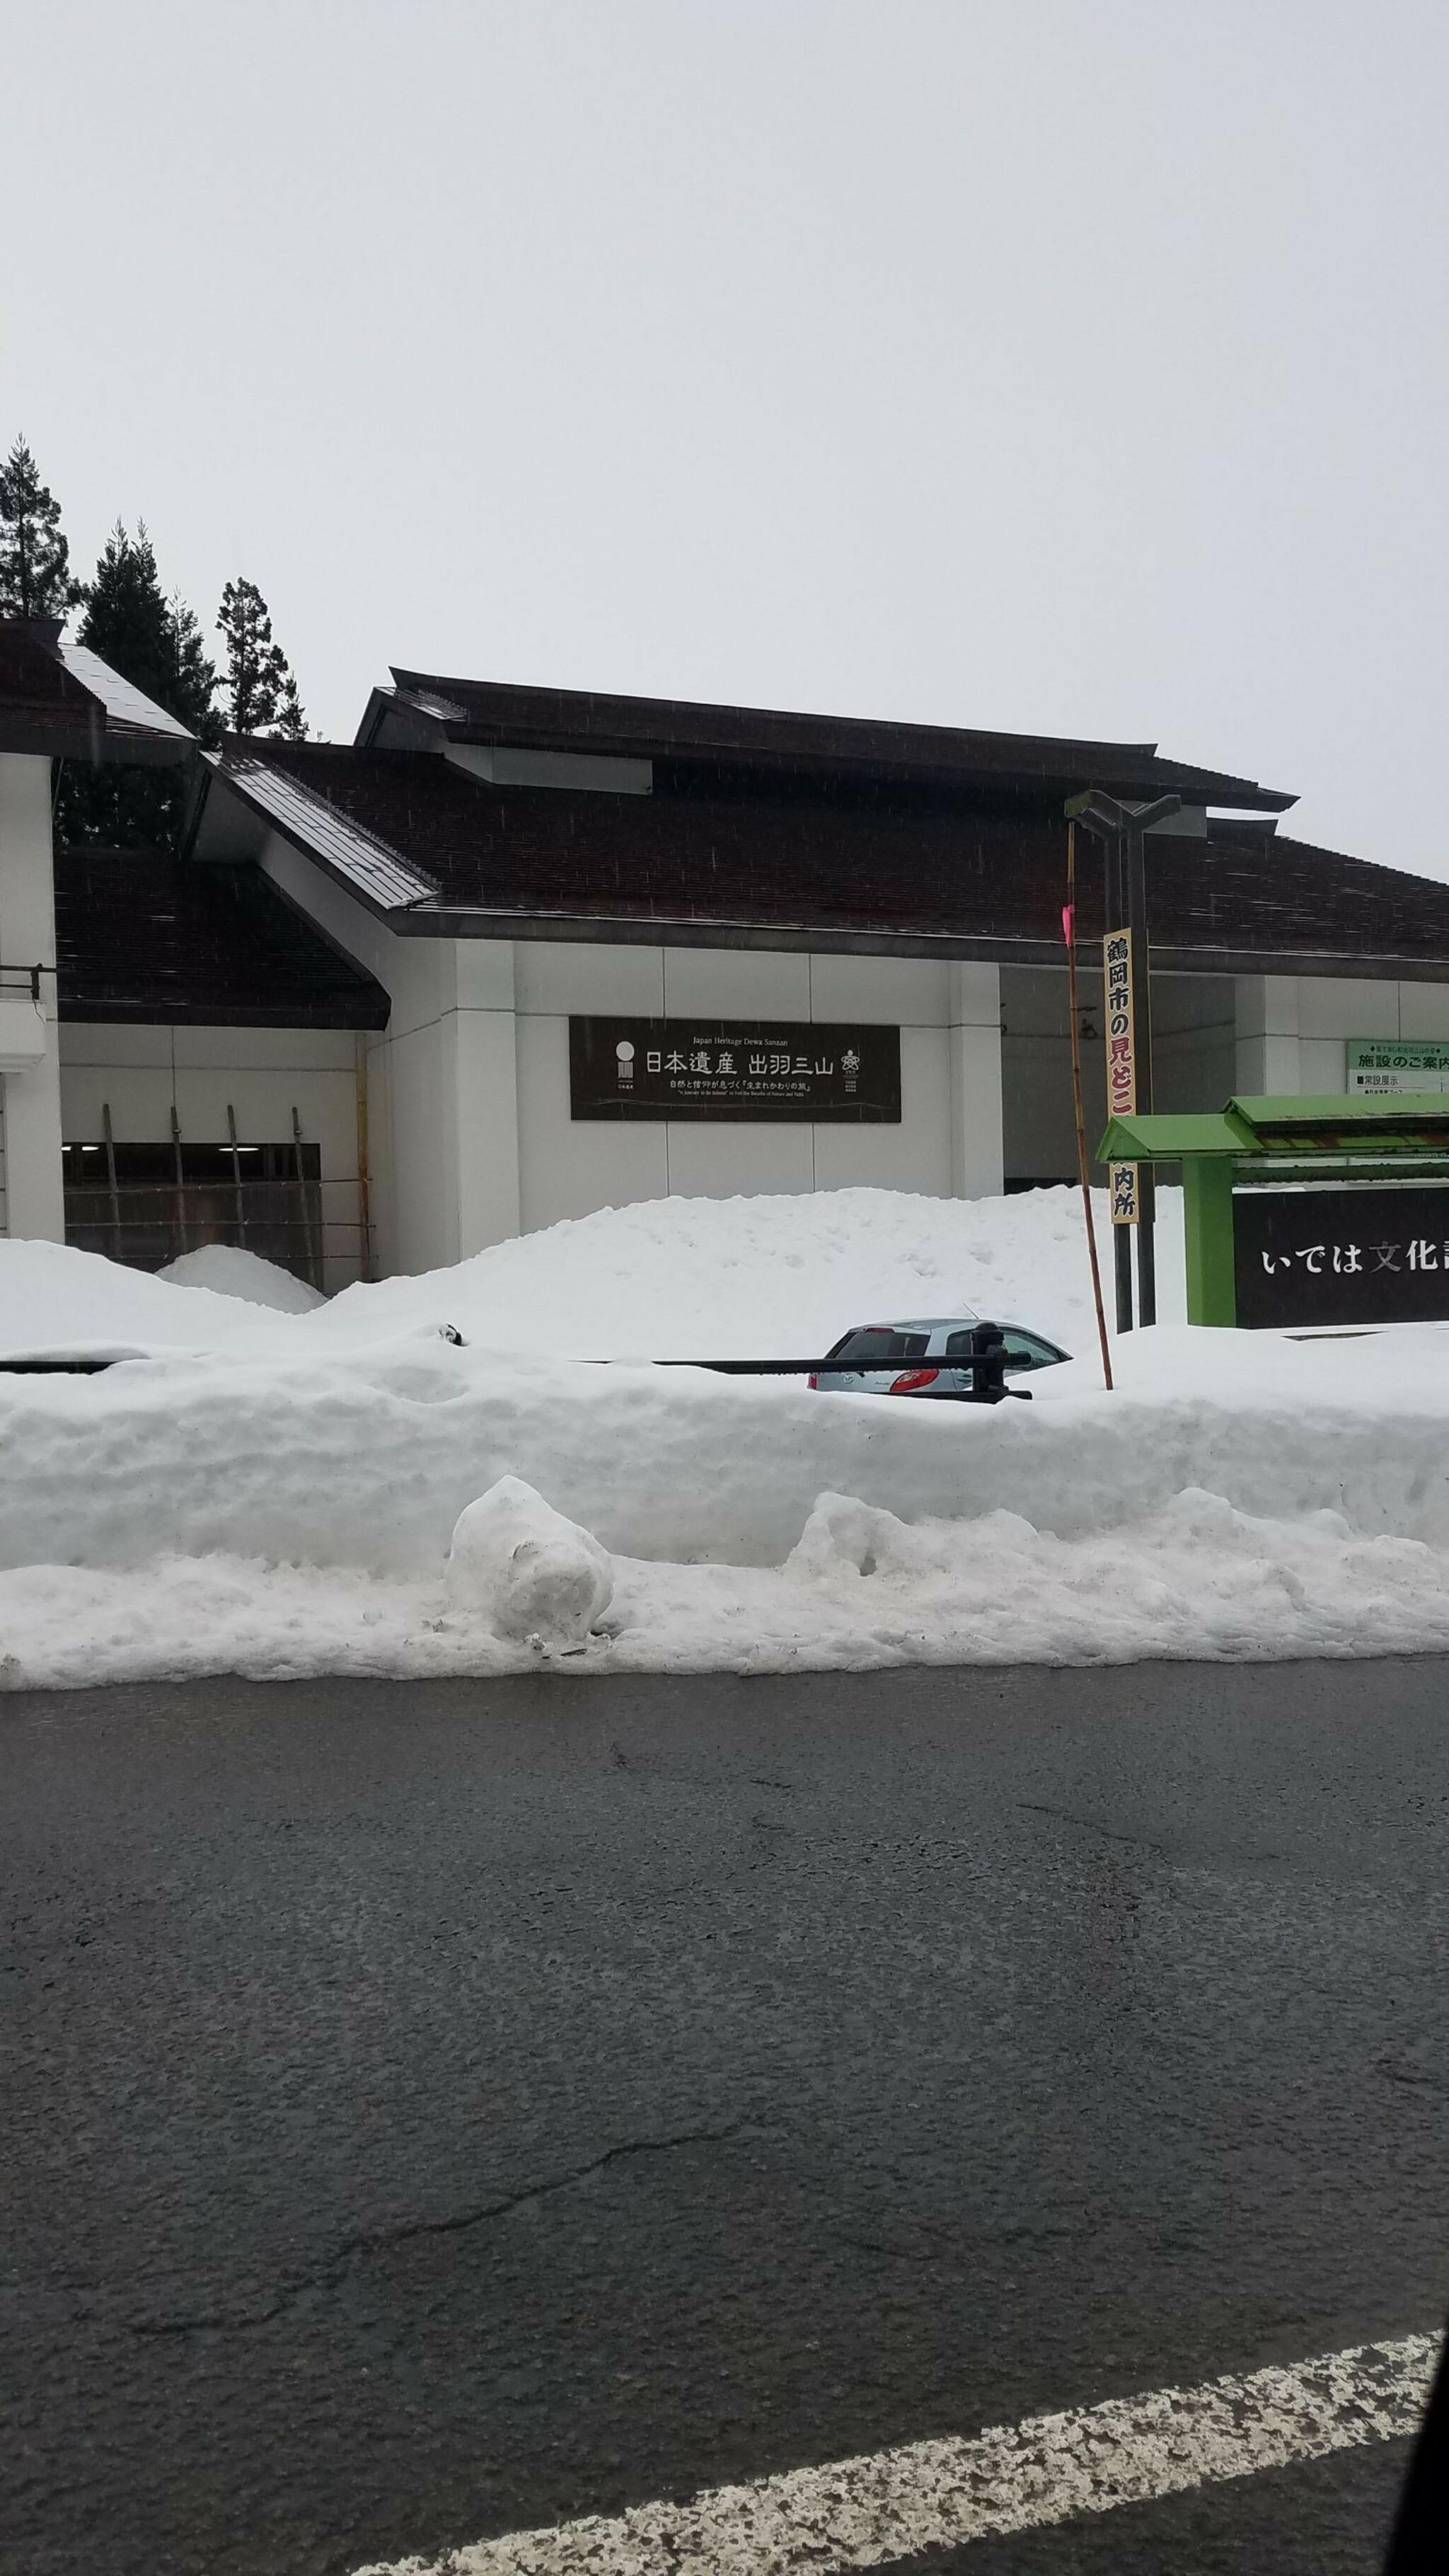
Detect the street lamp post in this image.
<box><xmin>1064</xmin><ymin>788</ymin><xmax>1182</xmax><ymax>1329</ymax></box>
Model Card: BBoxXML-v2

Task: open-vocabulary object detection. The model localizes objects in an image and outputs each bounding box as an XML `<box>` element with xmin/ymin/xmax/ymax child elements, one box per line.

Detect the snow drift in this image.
<box><xmin>4</xmin><ymin>1186</ymin><xmax>1449</xmax><ymax>1688</ymax></box>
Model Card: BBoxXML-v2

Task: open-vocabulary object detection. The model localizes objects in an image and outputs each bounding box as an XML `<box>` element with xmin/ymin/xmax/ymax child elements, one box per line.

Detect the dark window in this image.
<box><xmin>62</xmin><ymin>1141</ymin><xmax>323</xmax><ymax>1286</ymax></box>
<box><xmin>999</xmin><ymin>1329</ymin><xmax>1066</xmax><ymax>1372</ymax></box>
<box><xmin>829</xmin><ymin>1328</ymin><xmax>931</xmax><ymax>1365</ymax></box>
<box><xmin>943</xmin><ymin>1328</ymin><xmax>976</xmax><ymax>1359</ymax></box>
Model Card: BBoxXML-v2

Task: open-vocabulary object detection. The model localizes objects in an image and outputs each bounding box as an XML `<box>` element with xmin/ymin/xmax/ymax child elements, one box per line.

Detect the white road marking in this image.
<box><xmin>353</xmin><ymin>2328</ymin><xmax>1437</xmax><ymax>2575</ymax></box>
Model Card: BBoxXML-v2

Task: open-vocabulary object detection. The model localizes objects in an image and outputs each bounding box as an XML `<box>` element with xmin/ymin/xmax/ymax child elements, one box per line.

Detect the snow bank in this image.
<box><xmin>306</xmin><ymin>1182</ymin><xmax>1165</xmax><ymax>1357</ymax></box>
<box><xmin>0</xmin><ymin>1185</ymin><xmax>1174</xmax><ymax>1360</ymax></box>
<box><xmin>446</xmin><ymin>1477</ymin><xmax>613</xmax><ymax>1645</ymax></box>
<box><xmin>6</xmin><ymin>1485</ymin><xmax>1449</xmax><ymax>1689</ymax></box>
<box><xmin>2</xmin><ymin>1320</ymin><xmax>1449</xmax><ymax>1580</ymax></box>
<box><xmin>0</xmin><ymin>1236</ymin><xmax>293</xmax><ymax>1357</ymax></box>
<box><xmin>156</xmin><ymin>1246</ymin><xmax>326</xmax><ymax>1312</ymax></box>
<box><xmin>4</xmin><ymin>1185</ymin><xmax>1449</xmax><ymax>1688</ymax></box>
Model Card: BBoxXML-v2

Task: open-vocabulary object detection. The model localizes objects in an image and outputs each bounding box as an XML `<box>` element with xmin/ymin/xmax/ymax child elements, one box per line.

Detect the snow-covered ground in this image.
<box><xmin>0</xmin><ymin>1184</ymin><xmax>1182</xmax><ymax>1362</ymax></box>
<box><xmin>1</xmin><ymin>1187</ymin><xmax>1448</xmax><ymax>1691</ymax></box>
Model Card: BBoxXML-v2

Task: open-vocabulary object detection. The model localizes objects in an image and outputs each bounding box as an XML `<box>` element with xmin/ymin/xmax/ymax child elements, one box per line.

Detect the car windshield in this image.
<box><xmin>829</xmin><ymin>1328</ymin><xmax>931</xmax><ymax>1365</ymax></box>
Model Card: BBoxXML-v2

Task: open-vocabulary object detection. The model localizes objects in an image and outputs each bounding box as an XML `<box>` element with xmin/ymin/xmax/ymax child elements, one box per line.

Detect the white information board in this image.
<box><xmin>1348</xmin><ymin>1040</ymin><xmax>1449</xmax><ymax>1096</ymax></box>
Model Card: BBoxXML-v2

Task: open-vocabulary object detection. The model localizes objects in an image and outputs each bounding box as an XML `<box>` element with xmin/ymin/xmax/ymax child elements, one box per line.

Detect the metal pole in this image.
<box><xmin>1108</xmin><ymin>823</ymin><xmax>1133</xmax><ymax>1333</ymax></box>
<box><xmin>292</xmin><ymin>1105</ymin><xmax>322</xmax><ymax>1290</ymax></box>
<box><xmin>102</xmin><ymin>1103</ymin><xmax>122</xmax><ymax>1262</ymax></box>
<box><xmin>1126</xmin><ymin>817</ymin><xmax>1157</xmax><ymax>1325</ymax></box>
<box><xmin>227</xmin><ymin>1103</ymin><xmax>247</xmax><ymax>1248</ymax></box>
<box><xmin>171</xmin><ymin>1105</ymin><xmax>187</xmax><ymax>1257</ymax></box>
<box><xmin>1064</xmin><ymin>823</ymin><xmax>1114</xmax><ymax>1391</ymax></box>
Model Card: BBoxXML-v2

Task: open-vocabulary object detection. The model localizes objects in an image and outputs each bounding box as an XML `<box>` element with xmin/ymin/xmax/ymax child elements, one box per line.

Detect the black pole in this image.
<box><xmin>1126</xmin><ymin>815</ymin><xmax>1157</xmax><ymax>1326</ymax></box>
<box><xmin>1107</xmin><ymin>822</ymin><xmax>1133</xmax><ymax>1333</ymax></box>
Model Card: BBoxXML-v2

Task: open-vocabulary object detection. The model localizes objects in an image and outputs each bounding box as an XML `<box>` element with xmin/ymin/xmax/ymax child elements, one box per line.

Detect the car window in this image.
<box><xmin>829</xmin><ymin>1328</ymin><xmax>931</xmax><ymax>1365</ymax></box>
<box><xmin>943</xmin><ymin>1328</ymin><xmax>988</xmax><ymax>1360</ymax></box>
<box><xmin>1000</xmin><ymin>1329</ymin><xmax>1064</xmax><ymax>1372</ymax></box>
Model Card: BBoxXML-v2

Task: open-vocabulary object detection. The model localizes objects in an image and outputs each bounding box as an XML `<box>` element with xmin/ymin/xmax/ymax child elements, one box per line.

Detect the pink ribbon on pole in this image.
<box><xmin>1061</xmin><ymin>902</ymin><xmax>1074</xmax><ymax>947</ymax></box>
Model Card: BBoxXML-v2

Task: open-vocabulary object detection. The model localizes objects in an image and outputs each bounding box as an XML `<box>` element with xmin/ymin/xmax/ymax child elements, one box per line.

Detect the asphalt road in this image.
<box><xmin>4</xmin><ymin>1660</ymin><xmax>1448</xmax><ymax>2576</ymax></box>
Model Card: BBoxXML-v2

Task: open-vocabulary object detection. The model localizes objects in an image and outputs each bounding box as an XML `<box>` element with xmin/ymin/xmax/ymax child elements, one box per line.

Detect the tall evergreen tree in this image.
<box><xmin>78</xmin><ymin>522</ymin><xmax>219</xmax><ymax>735</ymax></box>
<box><xmin>57</xmin><ymin>522</ymin><xmax>219</xmax><ymax>849</ymax></box>
<box><xmin>0</xmin><ymin>436</ymin><xmax>83</xmax><ymax>621</ymax></box>
<box><xmin>217</xmin><ymin>577</ymin><xmax>306</xmax><ymax>738</ymax></box>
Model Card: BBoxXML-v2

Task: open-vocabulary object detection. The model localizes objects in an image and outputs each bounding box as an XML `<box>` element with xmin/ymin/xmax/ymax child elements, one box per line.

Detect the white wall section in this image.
<box><xmin>0</xmin><ymin>754</ymin><xmax>65</xmax><ymax>1241</ymax></box>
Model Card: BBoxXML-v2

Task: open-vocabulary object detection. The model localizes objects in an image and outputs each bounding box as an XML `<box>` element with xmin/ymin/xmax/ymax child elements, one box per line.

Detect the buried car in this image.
<box><xmin>809</xmin><ymin>1314</ymin><xmax>1069</xmax><ymax>1399</ymax></box>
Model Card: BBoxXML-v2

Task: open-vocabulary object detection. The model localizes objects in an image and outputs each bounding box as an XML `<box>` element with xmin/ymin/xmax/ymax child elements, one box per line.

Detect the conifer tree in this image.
<box><xmin>57</xmin><ymin>522</ymin><xmax>219</xmax><ymax>848</ymax></box>
<box><xmin>78</xmin><ymin>522</ymin><xmax>218</xmax><ymax>736</ymax></box>
<box><xmin>0</xmin><ymin>436</ymin><xmax>83</xmax><ymax>621</ymax></box>
<box><xmin>217</xmin><ymin>577</ymin><xmax>306</xmax><ymax>738</ymax></box>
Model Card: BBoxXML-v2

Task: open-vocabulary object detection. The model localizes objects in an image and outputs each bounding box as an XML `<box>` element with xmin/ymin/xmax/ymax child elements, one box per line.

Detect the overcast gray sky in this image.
<box><xmin>3</xmin><ymin>1</ymin><xmax>1445</xmax><ymax>867</ymax></box>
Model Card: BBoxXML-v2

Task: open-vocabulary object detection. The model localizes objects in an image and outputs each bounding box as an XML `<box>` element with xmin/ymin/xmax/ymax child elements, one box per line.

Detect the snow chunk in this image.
<box><xmin>156</xmin><ymin>1246</ymin><xmax>327</xmax><ymax>1312</ymax></box>
<box><xmin>446</xmin><ymin>1476</ymin><xmax>613</xmax><ymax>1646</ymax></box>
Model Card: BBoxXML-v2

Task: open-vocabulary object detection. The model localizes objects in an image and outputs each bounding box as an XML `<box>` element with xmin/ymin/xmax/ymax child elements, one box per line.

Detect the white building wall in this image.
<box><xmin>0</xmin><ymin>752</ymin><xmax>65</xmax><ymax>1241</ymax></box>
<box><xmin>58</xmin><ymin>1023</ymin><xmax>366</xmax><ymax>1289</ymax></box>
<box><xmin>1234</xmin><ymin>975</ymin><xmax>1449</xmax><ymax>1093</ymax></box>
<box><xmin>513</xmin><ymin>943</ymin><xmax>992</xmax><ymax>1230</ymax></box>
<box><xmin>245</xmin><ymin>829</ymin><xmax>1010</xmax><ymax>1266</ymax></box>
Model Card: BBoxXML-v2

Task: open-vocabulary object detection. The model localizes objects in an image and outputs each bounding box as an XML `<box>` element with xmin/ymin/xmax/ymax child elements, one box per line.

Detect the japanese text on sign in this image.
<box><xmin>1233</xmin><ymin>1183</ymin><xmax>1449</xmax><ymax>1328</ymax></box>
<box><xmin>1109</xmin><ymin>1161</ymin><xmax>1140</xmax><ymax>1226</ymax></box>
<box><xmin>1348</xmin><ymin>1040</ymin><xmax>1449</xmax><ymax>1096</ymax></box>
<box><xmin>568</xmin><ymin>1017</ymin><xmax>902</xmax><ymax>1122</ymax></box>
<box><xmin>1102</xmin><ymin>927</ymin><xmax>1138</xmax><ymax>1225</ymax></box>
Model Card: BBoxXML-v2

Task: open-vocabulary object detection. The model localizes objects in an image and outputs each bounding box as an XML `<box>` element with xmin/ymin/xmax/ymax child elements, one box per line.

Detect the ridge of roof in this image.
<box><xmin>382</xmin><ymin>668</ymin><xmax>1296</xmax><ymax>812</ymax></box>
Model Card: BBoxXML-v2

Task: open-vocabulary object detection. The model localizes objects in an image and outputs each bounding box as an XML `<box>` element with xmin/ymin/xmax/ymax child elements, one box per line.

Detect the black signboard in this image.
<box><xmin>1234</xmin><ymin>1183</ymin><xmax>1449</xmax><ymax>1327</ymax></box>
<box><xmin>569</xmin><ymin>1016</ymin><xmax>901</xmax><ymax>1122</ymax></box>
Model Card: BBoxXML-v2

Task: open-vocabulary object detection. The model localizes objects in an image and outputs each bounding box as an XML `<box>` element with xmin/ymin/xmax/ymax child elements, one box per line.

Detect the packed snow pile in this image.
<box><xmin>306</xmin><ymin>1183</ymin><xmax>1175</xmax><ymax>1358</ymax></box>
<box><xmin>446</xmin><ymin>1476</ymin><xmax>613</xmax><ymax>1645</ymax></box>
<box><xmin>0</xmin><ymin>1185</ymin><xmax>1181</xmax><ymax>1361</ymax></box>
<box><xmin>0</xmin><ymin>1236</ymin><xmax>300</xmax><ymax>1358</ymax></box>
<box><xmin>156</xmin><ymin>1246</ymin><xmax>327</xmax><ymax>1313</ymax></box>
<box><xmin>6</xmin><ymin>1483</ymin><xmax>1449</xmax><ymax>1689</ymax></box>
<box><xmin>3</xmin><ymin>1183</ymin><xmax>1449</xmax><ymax>1688</ymax></box>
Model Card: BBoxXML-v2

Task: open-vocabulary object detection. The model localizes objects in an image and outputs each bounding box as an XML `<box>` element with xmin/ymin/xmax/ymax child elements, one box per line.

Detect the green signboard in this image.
<box><xmin>1349</xmin><ymin>1039</ymin><xmax>1449</xmax><ymax>1096</ymax></box>
<box><xmin>1098</xmin><ymin>1094</ymin><xmax>1449</xmax><ymax>1328</ymax></box>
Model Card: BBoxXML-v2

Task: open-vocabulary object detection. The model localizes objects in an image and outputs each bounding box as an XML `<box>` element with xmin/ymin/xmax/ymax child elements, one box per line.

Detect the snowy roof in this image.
<box><xmin>0</xmin><ymin>617</ymin><xmax>194</xmax><ymax>761</ymax></box>
<box><xmin>216</xmin><ymin>753</ymin><xmax>438</xmax><ymax>911</ymax></box>
<box><xmin>57</xmin><ymin>643</ymin><xmax>192</xmax><ymax>742</ymax></box>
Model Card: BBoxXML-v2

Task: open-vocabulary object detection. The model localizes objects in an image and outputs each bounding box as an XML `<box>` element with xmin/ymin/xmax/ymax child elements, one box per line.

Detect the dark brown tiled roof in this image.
<box><xmin>54</xmin><ymin>849</ymin><xmax>389</xmax><ymax>1028</ymax></box>
<box><xmin>214</xmin><ymin>740</ymin><xmax>1449</xmax><ymax>979</ymax></box>
<box><xmin>0</xmin><ymin>620</ymin><xmax>105</xmax><ymax>757</ymax></box>
<box><xmin>375</xmin><ymin>669</ymin><xmax>1297</xmax><ymax>812</ymax></box>
<box><xmin>0</xmin><ymin>618</ymin><xmax>192</xmax><ymax>761</ymax></box>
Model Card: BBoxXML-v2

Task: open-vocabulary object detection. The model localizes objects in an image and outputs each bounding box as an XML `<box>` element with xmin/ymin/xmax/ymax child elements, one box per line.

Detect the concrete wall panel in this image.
<box><xmin>663</xmin><ymin>1119</ymin><xmax>816</xmax><ymax>1199</ymax></box>
<box><xmin>662</xmin><ymin>948</ymin><xmax>812</xmax><ymax>1019</ymax></box>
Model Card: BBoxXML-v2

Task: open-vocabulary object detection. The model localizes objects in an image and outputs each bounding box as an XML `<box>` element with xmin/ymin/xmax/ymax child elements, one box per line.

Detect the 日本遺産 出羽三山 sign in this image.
<box><xmin>568</xmin><ymin>1017</ymin><xmax>901</xmax><ymax>1121</ymax></box>
<box><xmin>1349</xmin><ymin>1039</ymin><xmax>1449</xmax><ymax>1096</ymax></box>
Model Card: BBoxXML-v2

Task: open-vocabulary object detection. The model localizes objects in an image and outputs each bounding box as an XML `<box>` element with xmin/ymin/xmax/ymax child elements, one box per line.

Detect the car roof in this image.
<box><xmin>845</xmin><ymin>1315</ymin><xmax>1063</xmax><ymax>1340</ymax></box>
<box><xmin>857</xmin><ymin>1313</ymin><xmax>981</xmax><ymax>1330</ymax></box>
